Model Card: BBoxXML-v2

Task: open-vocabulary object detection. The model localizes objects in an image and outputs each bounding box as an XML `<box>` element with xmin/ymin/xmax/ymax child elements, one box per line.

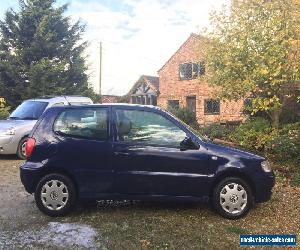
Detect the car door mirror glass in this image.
<box><xmin>180</xmin><ymin>137</ymin><xmax>200</xmax><ymax>151</ymax></box>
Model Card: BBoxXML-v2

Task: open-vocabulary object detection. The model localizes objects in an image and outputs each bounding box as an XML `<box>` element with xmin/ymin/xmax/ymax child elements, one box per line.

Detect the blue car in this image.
<box><xmin>20</xmin><ymin>104</ymin><xmax>275</xmax><ymax>219</ymax></box>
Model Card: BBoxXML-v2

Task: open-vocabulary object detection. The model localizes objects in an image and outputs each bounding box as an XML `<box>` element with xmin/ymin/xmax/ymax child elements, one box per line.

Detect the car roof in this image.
<box><xmin>49</xmin><ymin>103</ymin><xmax>164</xmax><ymax>112</ymax></box>
<box><xmin>25</xmin><ymin>96</ymin><xmax>93</xmax><ymax>104</ymax></box>
<box><xmin>69</xmin><ymin>103</ymin><xmax>159</xmax><ymax>108</ymax></box>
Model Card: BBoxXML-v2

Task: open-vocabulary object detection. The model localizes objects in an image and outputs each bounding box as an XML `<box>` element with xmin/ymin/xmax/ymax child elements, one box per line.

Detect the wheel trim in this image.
<box><xmin>41</xmin><ymin>180</ymin><xmax>69</xmax><ymax>211</ymax></box>
<box><xmin>219</xmin><ymin>182</ymin><xmax>247</xmax><ymax>214</ymax></box>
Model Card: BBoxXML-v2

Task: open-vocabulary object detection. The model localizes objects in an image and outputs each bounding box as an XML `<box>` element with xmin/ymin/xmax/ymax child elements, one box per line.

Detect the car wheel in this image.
<box><xmin>212</xmin><ymin>177</ymin><xmax>252</xmax><ymax>219</ymax></box>
<box><xmin>34</xmin><ymin>174</ymin><xmax>77</xmax><ymax>217</ymax></box>
<box><xmin>17</xmin><ymin>137</ymin><xmax>28</xmax><ymax>160</ymax></box>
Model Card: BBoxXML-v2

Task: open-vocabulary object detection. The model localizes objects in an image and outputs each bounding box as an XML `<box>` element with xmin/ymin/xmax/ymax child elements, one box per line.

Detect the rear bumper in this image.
<box><xmin>20</xmin><ymin>162</ymin><xmax>44</xmax><ymax>193</ymax></box>
<box><xmin>254</xmin><ymin>172</ymin><xmax>275</xmax><ymax>203</ymax></box>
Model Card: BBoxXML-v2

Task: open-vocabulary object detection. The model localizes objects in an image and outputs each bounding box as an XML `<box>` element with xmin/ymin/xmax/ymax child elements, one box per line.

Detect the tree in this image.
<box><xmin>0</xmin><ymin>0</ymin><xmax>97</xmax><ymax>108</ymax></box>
<box><xmin>0</xmin><ymin>97</ymin><xmax>10</xmax><ymax>119</ymax></box>
<box><xmin>206</xmin><ymin>0</ymin><xmax>300</xmax><ymax>127</ymax></box>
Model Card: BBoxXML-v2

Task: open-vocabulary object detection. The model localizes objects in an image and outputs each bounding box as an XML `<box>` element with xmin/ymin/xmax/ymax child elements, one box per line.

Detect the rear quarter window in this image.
<box><xmin>53</xmin><ymin>108</ymin><xmax>108</xmax><ymax>141</ymax></box>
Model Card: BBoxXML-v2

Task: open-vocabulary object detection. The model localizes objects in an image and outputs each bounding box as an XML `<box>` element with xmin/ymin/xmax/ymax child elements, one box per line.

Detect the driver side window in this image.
<box><xmin>115</xmin><ymin>109</ymin><xmax>186</xmax><ymax>147</ymax></box>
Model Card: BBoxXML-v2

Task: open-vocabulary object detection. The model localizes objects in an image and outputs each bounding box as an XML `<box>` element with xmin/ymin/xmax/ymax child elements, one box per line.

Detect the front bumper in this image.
<box><xmin>20</xmin><ymin>162</ymin><xmax>44</xmax><ymax>193</ymax></box>
<box><xmin>254</xmin><ymin>171</ymin><xmax>275</xmax><ymax>203</ymax></box>
<box><xmin>0</xmin><ymin>135</ymin><xmax>17</xmax><ymax>154</ymax></box>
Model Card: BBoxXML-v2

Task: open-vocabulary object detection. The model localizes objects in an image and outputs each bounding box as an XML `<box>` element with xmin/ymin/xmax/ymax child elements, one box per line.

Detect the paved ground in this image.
<box><xmin>0</xmin><ymin>156</ymin><xmax>299</xmax><ymax>249</ymax></box>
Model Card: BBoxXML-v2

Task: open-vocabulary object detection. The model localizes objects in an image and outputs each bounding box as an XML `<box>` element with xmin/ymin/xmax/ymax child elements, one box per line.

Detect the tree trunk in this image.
<box><xmin>271</xmin><ymin>109</ymin><xmax>281</xmax><ymax>128</ymax></box>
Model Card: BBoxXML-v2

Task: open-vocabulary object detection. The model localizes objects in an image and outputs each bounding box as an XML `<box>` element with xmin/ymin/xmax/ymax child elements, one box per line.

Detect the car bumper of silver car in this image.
<box><xmin>0</xmin><ymin>135</ymin><xmax>17</xmax><ymax>154</ymax></box>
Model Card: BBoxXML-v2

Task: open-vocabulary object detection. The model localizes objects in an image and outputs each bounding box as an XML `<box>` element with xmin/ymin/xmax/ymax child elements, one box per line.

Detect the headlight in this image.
<box><xmin>261</xmin><ymin>161</ymin><xmax>272</xmax><ymax>172</ymax></box>
<box><xmin>0</xmin><ymin>128</ymin><xmax>16</xmax><ymax>136</ymax></box>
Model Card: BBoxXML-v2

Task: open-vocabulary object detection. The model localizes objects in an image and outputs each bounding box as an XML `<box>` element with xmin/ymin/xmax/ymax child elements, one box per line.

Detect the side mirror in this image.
<box><xmin>180</xmin><ymin>137</ymin><xmax>200</xmax><ymax>151</ymax></box>
<box><xmin>204</xmin><ymin>134</ymin><xmax>213</xmax><ymax>142</ymax></box>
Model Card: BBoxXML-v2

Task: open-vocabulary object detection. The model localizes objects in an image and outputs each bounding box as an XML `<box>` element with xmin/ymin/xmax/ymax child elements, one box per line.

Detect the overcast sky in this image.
<box><xmin>0</xmin><ymin>0</ymin><xmax>230</xmax><ymax>95</ymax></box>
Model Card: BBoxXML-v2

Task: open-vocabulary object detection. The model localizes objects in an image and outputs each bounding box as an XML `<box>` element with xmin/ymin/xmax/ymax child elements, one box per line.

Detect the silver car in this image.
<box><xmin>0</xmin><ymin>96</ymin><xmax>93</xmax><ymax>159</ymax></box>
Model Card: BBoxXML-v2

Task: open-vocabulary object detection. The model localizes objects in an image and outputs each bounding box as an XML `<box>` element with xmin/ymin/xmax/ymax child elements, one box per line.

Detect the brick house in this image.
<box><xmin>129</xmin><ymin>75</ymin><xmax>159</xmax><ymax>105</ymax></box>
<box><xmin>157</xmin><ymin>33</ymin><xmax>244</xmax><ymax>125</ymax></box>
<box><xmin>101</xmin><ymin>95</ymin><xmax>120</xmax><ymax>103</ymax></box>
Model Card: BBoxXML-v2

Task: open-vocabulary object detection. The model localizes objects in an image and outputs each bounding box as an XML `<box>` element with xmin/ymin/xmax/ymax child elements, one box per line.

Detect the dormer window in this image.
<box><xmin>179</xmin><ymin>61</ymin><xmax>205</xmax><ymax>80</ymax></box>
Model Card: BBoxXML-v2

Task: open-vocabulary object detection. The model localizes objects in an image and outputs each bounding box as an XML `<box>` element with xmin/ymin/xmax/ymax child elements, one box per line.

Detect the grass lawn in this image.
<box><xmin>0</xmin><ymin>157</ymin><xmax>299</xmax><ymax>249</ymax></box>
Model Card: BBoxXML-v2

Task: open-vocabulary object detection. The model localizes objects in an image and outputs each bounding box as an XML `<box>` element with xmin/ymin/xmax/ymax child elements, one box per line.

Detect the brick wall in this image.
<box><xmin>101</xmin><ymin>95</ymin><xmax>120</xmax><ymax>103</ymax></box>
<box><xmin>157</xmin><ymin>34</ymin><xmax>244</xmax><ymax>125</ymax></box>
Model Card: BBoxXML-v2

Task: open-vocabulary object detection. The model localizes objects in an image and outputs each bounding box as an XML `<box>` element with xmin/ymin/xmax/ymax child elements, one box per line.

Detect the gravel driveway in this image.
<box><xmin>0</xmin><ymin>156</ymin><xmax>299</xmax><ymax>249</ymax></box>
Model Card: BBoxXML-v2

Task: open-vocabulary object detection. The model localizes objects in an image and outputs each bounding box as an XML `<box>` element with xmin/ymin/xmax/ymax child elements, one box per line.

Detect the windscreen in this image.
<box><xmin>10</xmin><ymin>101</ymin><xmax>48</xmax><ymax>120</ymax></box>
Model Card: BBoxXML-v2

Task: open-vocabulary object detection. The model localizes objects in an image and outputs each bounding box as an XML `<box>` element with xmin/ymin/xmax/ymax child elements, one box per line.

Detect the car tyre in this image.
<box><xmin>17</xmin><ymin>137</ymin><xmax>28</xmax><ymax>160</ymax></box>
<box><xmin>34</xmin><ymin>174</ymin><xmax>77</xmax><ymax>217</ymax></box>
<box><xmin>212</xmin><ymin>177</ymin><xmax>253</xmax><ymax>219</ymax></box>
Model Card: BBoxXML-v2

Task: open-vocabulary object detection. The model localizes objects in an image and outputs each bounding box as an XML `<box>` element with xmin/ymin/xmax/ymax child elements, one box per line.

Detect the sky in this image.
<box><xmin>0</xmin><ymin>0</ymin><xmax>230</xmax><ymax>96</ymax></box>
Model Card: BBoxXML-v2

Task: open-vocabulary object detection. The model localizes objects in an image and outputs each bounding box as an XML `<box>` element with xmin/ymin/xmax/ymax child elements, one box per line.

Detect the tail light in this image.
<box><xmin>25</xmin><ymin>138</ymin><xmax>36</xmax><ymax>158</ymax></box>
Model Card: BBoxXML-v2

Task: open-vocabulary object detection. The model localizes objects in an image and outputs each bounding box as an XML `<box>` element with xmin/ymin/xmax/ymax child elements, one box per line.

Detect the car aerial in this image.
<box><xmin>0</xmin><ymin>96</ymin><xmax>93</xmax><ymax>159</ymax></box>
<box><xmin>20</xmin><ymin>104</ymin><xmax>275</xmax><ymax>219</ymax></box>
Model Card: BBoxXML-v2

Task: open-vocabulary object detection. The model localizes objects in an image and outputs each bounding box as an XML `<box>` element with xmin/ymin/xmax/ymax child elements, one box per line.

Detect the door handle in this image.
<box><xmin>114</xmin><ymin>152</ymin><xmax>130</xmax><ymax>157</ymax></box>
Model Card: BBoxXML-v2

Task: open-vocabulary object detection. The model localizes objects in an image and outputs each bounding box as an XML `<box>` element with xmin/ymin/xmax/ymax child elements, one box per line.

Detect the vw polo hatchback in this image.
<box><xmin>20</xmin><ymin>104</ymin><xmax>275</xmax><ymax>219</ymax></box>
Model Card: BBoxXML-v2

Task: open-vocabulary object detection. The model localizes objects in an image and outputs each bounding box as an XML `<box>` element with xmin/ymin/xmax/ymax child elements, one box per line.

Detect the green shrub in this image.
<box><xmin>230</xmin><ymin>118</ymin><xmax>300</xmax><ymax>165</ymax></box>
<box><xmin>266</xmin><ymin>122</ymin><xmax>300</xmax><ymax>165</ymax></box>
<box><xmin>229</xmin><ymin>117</ymin><xmax>273</xmax><ymax>151</ymax></box>
<box><xmin>224</xmin><ymin>117</ymin><xmax>299</xmax><ymax>184</ymax></box>
<box><xmin>0</xmin><ymin>107</ymin><xmax>10</xmax><ymax>119</ymax></box>
<box><xmin>168</xmin><ymin>106</ymin><xmax>199</xmax><ymax>129</ymax></box>
<box><xmin>199</xmin><ymin>123</ymin><xmax>233</xmax><ymax>140</ymax></box>
<box><xmin>0</xmin><ymin>98</ymin><xmax>10</xmax><ymax>119</ymax></box>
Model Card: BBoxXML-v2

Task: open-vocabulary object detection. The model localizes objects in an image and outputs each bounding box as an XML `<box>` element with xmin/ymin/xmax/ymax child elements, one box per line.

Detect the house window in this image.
<box><xmin>146</xmin><ymin>96</ymin><xmax>150</xmax><ymax>105</ymax></box>
<box><xmin>152</xmin><ymin>96</ymin><xmax>157</xmax><ymax>106</ymax></box>
<box><xmin>141</xmin><ymin>96</ymin><xmax>145</xmax><ymax>104</ymax></box>
<box><xmin>179</xmin><ymin>61</ymin><xmax>205</xmax><ymax>80</ymax></box>
<box><xmin>168</xmin><ymin>100</ymin><xmax>179</xmax><ymax>109</ymax></box>
<box><xmin>204</xmin><ymin>99</ymin><xmax>220</xmax><ymax>115</ymax></box>
<box><xmin>244</xmin><ymin>98</ymin><xmax>252</xmax><ymax>108</ymax></box>
<box><xmin>131</xmin><ymin>96</ymin><xmax>136</xmax><ymax>104</ymax></box>
<box><xmin>198</xmin><ymin>61</ymin><xmax>205</xmax><ymax>75</ymax></box>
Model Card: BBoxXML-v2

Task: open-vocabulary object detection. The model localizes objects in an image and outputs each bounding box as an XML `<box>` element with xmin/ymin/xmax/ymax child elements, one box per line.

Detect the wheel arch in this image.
<box><xmin>16</xmin><ymin>134</ymin><xmax>30</xmax><ymax>158</ymax></box>
<box><xmin>38</xmin><ymin>168</ymin><xmax>79</xmax><ymax>196</ymax></box>
<box><xmin>17</xmin><ymin>134</ymin><xmax>30</xmax><ymax>148</ymax></box>
<box><xmin>21</xmin><ymin>134</ymin><xmax>30</xmax><ymax>139</ymax></box>
<box><xmin>210</xmin><ymin>169</ymin><xmax>256</xmax><ymax>200</ymax></box>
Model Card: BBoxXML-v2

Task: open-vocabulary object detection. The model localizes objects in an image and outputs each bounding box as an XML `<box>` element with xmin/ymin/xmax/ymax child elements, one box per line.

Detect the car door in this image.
<box><xmin>52</xmin><ymin>107</ymin><xmax>114</xmax><ymax>196</ymax></box>
<box><xmin>112</xmin><ymin>107</ymin><xmax>211</xmax><ymax>197</ymax></box>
